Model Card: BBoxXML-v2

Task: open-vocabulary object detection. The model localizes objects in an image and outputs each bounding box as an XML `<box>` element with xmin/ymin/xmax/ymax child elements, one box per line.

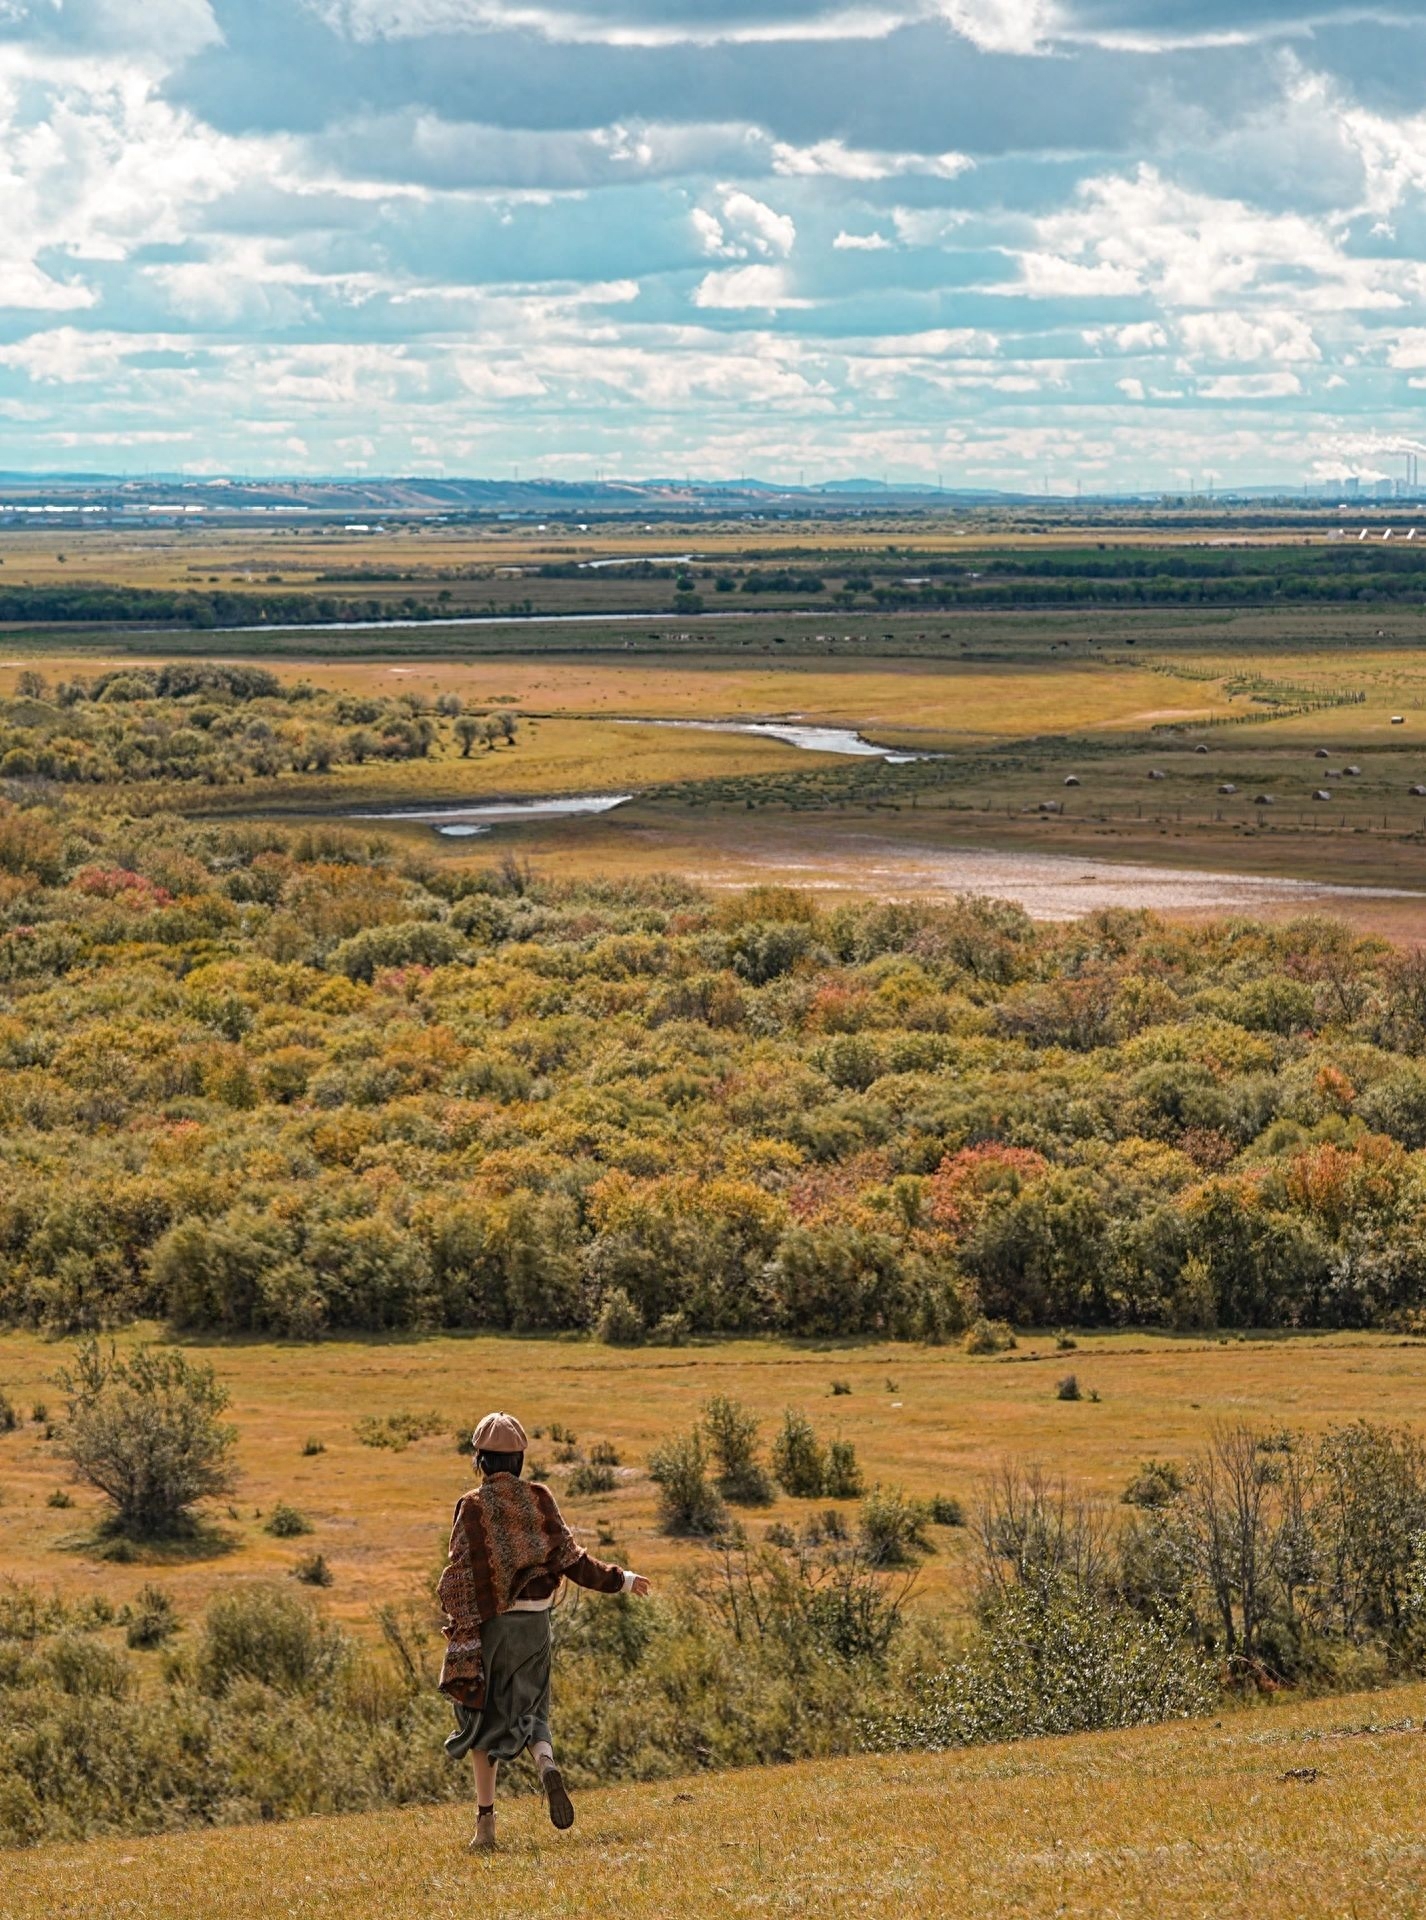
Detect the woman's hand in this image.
<box><xmin>630</xmin><ymin>1575</ymin><xmax>652</xmax><ymax>1598</ymax></box>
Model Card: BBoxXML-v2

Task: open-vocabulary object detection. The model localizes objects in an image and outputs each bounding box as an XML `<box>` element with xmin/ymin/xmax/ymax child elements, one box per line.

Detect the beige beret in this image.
<box><xmin>471</xmin><ymin>1411</ymin><xmax>529</xmax><ymax>1454</ymax></box>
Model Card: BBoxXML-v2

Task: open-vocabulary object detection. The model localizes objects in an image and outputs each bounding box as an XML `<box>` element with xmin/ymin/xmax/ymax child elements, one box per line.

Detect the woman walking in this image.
<box><xmin>438</xmin><ymin>1410</ymin><xmax>651</xmax><ymax>1850</ymax></box>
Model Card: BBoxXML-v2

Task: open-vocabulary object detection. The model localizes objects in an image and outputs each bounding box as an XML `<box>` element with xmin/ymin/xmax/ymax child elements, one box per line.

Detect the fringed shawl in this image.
<box><xmin>437</xmin><ymin>1475</ymin><xmax>581</xmax><ymax>1710</ymax></box>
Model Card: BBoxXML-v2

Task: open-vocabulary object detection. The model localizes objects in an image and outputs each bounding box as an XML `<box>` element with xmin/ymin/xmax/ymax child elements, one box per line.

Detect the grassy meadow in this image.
<box><xmin>8</xmin><ymin>1677</ymin><xmax>1426</xmax><ymax>1919</ymax></box>
<box><xmin>5</xmin><ymin>1327</ymin><xmax>1426</xmax><ymax>1626</ymax></box>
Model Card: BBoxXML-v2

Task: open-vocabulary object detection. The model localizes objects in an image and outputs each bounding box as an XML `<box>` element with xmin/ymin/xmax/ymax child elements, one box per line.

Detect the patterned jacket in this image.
<box><xmin>437</xmin><ymin>1473</ymin><xmax>626</xmax><ymax>1709</ymax></box>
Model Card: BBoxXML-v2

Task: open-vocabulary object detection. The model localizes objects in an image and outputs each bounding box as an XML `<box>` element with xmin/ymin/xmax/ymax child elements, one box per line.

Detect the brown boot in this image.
<box><xmin>469</xmin><ymin>1808</ymin><xmax>497</xmax><ymax>1851</ymax></box>
<box><xmin>540</xmin><ymin>1764</ymin><xmax>575</xmax><ymax>1831</ymax></box>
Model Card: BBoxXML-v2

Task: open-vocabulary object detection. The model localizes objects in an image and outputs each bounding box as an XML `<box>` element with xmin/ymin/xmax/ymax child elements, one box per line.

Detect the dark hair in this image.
<box><xmin>478</xmin><ymin>1449</ymin><xmax>525</xmax><ymax>1478</ymax></box>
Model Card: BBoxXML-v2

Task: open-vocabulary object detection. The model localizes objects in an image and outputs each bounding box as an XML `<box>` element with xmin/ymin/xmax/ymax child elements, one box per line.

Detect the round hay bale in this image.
<box><xmin>1218</xmin><ymin>783</ymin><xmax>1237</xmax><ymax>795</ymax></box>
<box><xmin>1148</xmin><ymin>769</ymin><xmax>1165</xmax><ymax>780</ymax></box>
<box><xmin>1063</xmin><ymin>775</ymin><xmax>1080</xmax><ymax>787</ymax></box>
<box><xmin>1315</xmin><ymin>748</ymin><xmax>1330</xmax><ymax>758</ymax></box>
<box><xmin>1314</xmin><ymin>790</ymin><xmax>1332</xmax><ymax>802</ymax></box>
<box><xmin>1194</xmin><ymin>744</ymin><xmax>1209</xmax><ymax>755</ymax></box>
<box><xmin>1253</xmin><ymin>793</ymin><xmax>1274</xmax><ymax>805</ymax></box>
<box><xmin>1345</xmin><ymin>765</ymin><xmax>1362</xmax><ymax>776</ymax></box>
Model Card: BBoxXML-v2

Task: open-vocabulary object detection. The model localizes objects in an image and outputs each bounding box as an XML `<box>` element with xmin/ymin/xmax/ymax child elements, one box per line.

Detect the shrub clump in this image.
<box><xmin>772</xmin><ymin>1410</ymin><xmax>827</xmax><ymax>1498</ymax></box>
<box><xmin>198</xmin><ymin>1583</ymin><xmax>347</xmax><ymax>1697</ymax></box>
<box><xmin>873</xmin><ymin>1575</ymin><xmax>1215</xmax><ymax>1751</ymax></box>
<box><xmin>265</xmin><ymin>1502</ymin><xmax>312</xmax><ymax>1538</ymax></box>
<box><xmin>648</xmin><ymin>1428</ymin><xmax>726</xmax><ymax>1537</ymax></box>
<box><xmin>567</xmin><ymin>1462</ymin><xmax>617</xmax><ymax>1497</ymax></box>
<box><xmin>124</xmin><ymin>1585</ymin><xmax>179</xmax><ymax>1650</ymax></box>
<box><xmin>859</xmin><ymin>1486</ymin><xmax>931</xmax><ymax>1565</ymax></box>
<box><xmin>703</xmin><ymin>1396</ymin><xmax>774</xmax><ymax>1506</ymax></box>
<box><xmin>595</xmin><ymin>1288</ymin><xmax>644</xmax><ymax>1347</ymax></box>
<box><xmin>353</xmin><ymin>1411</ymin><xmax>441</xmax><ymax>1452</ymax></box>
<box><xmin>963</xmin><ymin>1317</ymin><xmax>1017</xmax><ymax>1356</ymax></box>
<box><xmin>56</xmin><ymin>1340</ymin><xmax>237</xmax><ymax>1539</ymax></box>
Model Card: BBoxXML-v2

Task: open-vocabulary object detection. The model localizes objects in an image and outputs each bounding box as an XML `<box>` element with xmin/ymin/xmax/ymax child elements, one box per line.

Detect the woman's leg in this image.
<box><xmin>472</xmin><ymin>1751</ymin><xmax>498</xmax><ymax>1807</ymax></box>
<box><xmin>529</xmin><ymin>1738</ymin><xmax>575</xmax><ymax>1830</ymax></box>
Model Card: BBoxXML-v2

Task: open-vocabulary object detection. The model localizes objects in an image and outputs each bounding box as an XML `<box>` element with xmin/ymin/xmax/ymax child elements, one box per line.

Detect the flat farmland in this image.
<box><xmin>3</xmin><ymin>1327</ymin><xmax>1425</xmax><ymax>1629</ymax></box>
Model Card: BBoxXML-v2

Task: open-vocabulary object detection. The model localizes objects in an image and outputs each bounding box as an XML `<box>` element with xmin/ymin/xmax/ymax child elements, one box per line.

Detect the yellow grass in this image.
<box><xmin>5</xmin><ymin>1327</ymin><xmax>1426</xmax><ymax>1628</ymax></box>
<box><xmin>8</xmin><ymin>1678</ymin><xmax>1426</xmax><ymax>1917</ymax></box>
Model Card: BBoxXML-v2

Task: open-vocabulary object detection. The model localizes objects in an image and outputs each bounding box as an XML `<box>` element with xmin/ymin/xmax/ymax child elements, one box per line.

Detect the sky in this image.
<box><xmin>2</xmin><ymin>2</ymin><xmax>1426</xmax><ymax>489</ymax></box>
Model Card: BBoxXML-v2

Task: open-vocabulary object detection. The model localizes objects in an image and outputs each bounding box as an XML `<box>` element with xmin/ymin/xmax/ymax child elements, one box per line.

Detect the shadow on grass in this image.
<box><xmin>58</xmin><ymin>1515</ymin><xmax>243</xmax><ymax>1566</ymax></box>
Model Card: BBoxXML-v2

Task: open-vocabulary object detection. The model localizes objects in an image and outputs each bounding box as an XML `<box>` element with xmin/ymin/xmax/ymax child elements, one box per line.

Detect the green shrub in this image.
<box><xmin>198</xmin><ymin>1584</ymin><xmax>347</xmax><ymax>1696</ymax></box>
<box><xmin>596</xmin><ymin>1288</ymin><xmax>645</xmax><ymax>1346</ymax></box>
<box><xmin>590</xmin><ymin>1440</ymin><xmax>621</xmax><ymax>1467</ymax></box>
<box><xmin>871</xmin><ymin>1574</ymin><xmax>1216</xmax><ymax>1751</ymax></box>
<box><xmin>859</xmin><ymin>1486</ymin><xmax>931</xmax><ymax>1565</ymax></box>
<box><xmin>1056</xmin><ymin>1374</ymin><xmax>1082</xmax><ymax>1402</ymax></box>
<box><xmin>772</xmin><ymin>1410</ymin><xmax>827</xmax><ymax>1498</ymax></box>
<box><xmin>824</xmin><ymin>1439</ymin><xmax>864</xmax><ymax>1500</ymax></box>
<box><xmin>293</xmin><ymin>1552</ymin><xmax>333</xmax><ymax>1587</ymax></box>
<box><xmin>567</xmin><ymin>1462</ymin><xmax>616</xmax><ymax>1497</ymax></box>
<box><xmin>46</xmin><ymin>1489</ymin><xmax>73</xmax><ymax>1509</ymax></box>
<box><xmin>56</xmin><ymin>1340</ymin><xmax>237</xmax><ymax>1539</ymax></box>
<box><xmin>703</xmin><ymin>1395</ymin><xmax>774</xmax><ymax>1505</ymax></box>
<box><xmin>329</xmin><ymin>920</ymin><xmax>466</xmax><ymax>984</ymax></box>
<box><xmin>353</xmin><ymin>1411</ymin><xmax>441</xmax><ymax>1452</ymax></box>
<box><xmin>265</xmin><ymin>1502</ymin><xmax>312</xmax><ymax>1538</ymax></box>
<box><xmin>301</xmin><ymin>1436</ymin><xmax>326</xmax><ymax>1457</ymax></box>
<box><xmin>963</xmin><ymin>1317</ymin><xmax>1017</xmax><ymax>1356</ymax></box>
<box><xmin>648</xmin><ymin>1309</ymin><xmax>690</xmax><ymax>1347</ymax></box>
<box><xmin>0</xmin><ymin>1392</ymin><xmax>17</xmax><ymax>1433</ymax></box>
<box><xmin>929</xmin><ymin>1494</ymin><xmax>965</xmax><ymax>1528</ymax></box>
<box><xmin>124</xmin><ymin>1585</ymin><xmax>179</xmax><ymax>1649</ymax></box>
<box><xmin>1121</xmin><ymin>1460</ymin><xmax>1184</xmax><ymax>1509</ymax></box>
<box><xmin>830</xmin><ymin>1379</ymin><xmax>852</xmax><ymax>1396</ymax></box>
<box><xmin>648</xmin><ymin>1428</ymin><xmax>726</xmax><ymax>1537</ymax></box>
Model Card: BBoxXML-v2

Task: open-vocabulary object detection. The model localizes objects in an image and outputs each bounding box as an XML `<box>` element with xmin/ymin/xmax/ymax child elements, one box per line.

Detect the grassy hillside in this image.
<box><xmin>8</xmin><ymin>1680</ymin><xmax>1426</xmax><ymax>1919</ymax></box>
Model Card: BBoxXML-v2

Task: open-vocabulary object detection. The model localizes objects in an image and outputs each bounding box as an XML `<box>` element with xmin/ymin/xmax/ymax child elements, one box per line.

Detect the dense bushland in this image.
<box><xmin>5</xmin><ymin>794</ymin><xmax>1426</xmax><ymax>1336</ymax></box>
<box><xmin>0</xmin><ymin>666</ymin><xmax>516</xmax><ymax>788</ymax></box>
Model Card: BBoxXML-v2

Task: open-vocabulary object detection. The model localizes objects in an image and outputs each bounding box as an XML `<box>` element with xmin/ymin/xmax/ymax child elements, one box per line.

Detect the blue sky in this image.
<box><xmin>1</xmin><ymin>1</ymin><xmax>1425</xmax><ymax>488</ymax></box>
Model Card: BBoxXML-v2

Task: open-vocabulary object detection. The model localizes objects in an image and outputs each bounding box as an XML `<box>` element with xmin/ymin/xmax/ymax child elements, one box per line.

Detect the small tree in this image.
<box><xmin>772</xmin><ymin>1409</ymin><xmax>826</xmax><ymax>1498</ymax></box>
<box><xmin>57</xmin><ymin>1340</ymin><xmax>237</xmax><ymax>1538</ymax></box>
<box><xmin>454</xmin><ymin>714</ymin><xmax>480</xmax><ymax>757</ymax></box>
<box><xmin>703</xmin><ymin>1395</ymin><xmax>773</xmax><ymax>1506</ymax></box>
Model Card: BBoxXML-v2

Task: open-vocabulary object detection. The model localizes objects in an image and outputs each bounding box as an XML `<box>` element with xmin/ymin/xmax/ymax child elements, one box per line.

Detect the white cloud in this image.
<box><xmin>936</xmin><ymin>0</ymin><xmax>1058</xmax><ymax>54</ymax></box>
<box><xmin>694</xmin><ymin>189</ymin><xmax>796</xmax><ymax>259</ymax></box>
<box><xmin>692</xmin><ymin>263</ymin><xmax>806</xmax><ymax>308</ymax></box>
<box><xmin>1084</xmin><ymin>321</ymin><xmax>1167</xmax><ymax>352</ymax></box>
<box><xmin>1178</xmin><ymin>310</ymin><xmax>1321</xmax><ymax>365</ymax></box>
<box><xmin>1116</xmin><ymin>376</ymin><xmax>1145</xmax><ymax>399</ymax></box>
<box><xmin>1022</xmin><ymin>166</ymin><xmax>1404</xmax><ymax>314</ymax></box>
<box><xmin>1197</xmin><ymin>371</ymin><xmax>1302</xmax><ymax>399</ymax></box>
<box><xmin>834</xmin><ymin>230</ymin><xmax>893</xmax><ymax>251</ymax></box>
<box><xmin>772</xmin><ymin>139</ymin><xmax>970</xmax><ymax>181</ymax></box>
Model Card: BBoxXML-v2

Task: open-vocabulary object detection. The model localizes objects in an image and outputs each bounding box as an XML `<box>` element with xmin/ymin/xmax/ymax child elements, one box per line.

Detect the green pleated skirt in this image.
<box><xmin>444</xmin><ymin>1609</ymin><xmax>553</xmax><ymax>1762</ymax></box>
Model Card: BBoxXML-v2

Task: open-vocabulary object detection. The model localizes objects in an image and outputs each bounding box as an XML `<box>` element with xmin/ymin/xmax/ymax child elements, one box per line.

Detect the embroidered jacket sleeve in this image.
<box><xmin>518</xmin><ymin>1548</ymin><xmax>625</xmax><ymax>1601</ymax></box>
